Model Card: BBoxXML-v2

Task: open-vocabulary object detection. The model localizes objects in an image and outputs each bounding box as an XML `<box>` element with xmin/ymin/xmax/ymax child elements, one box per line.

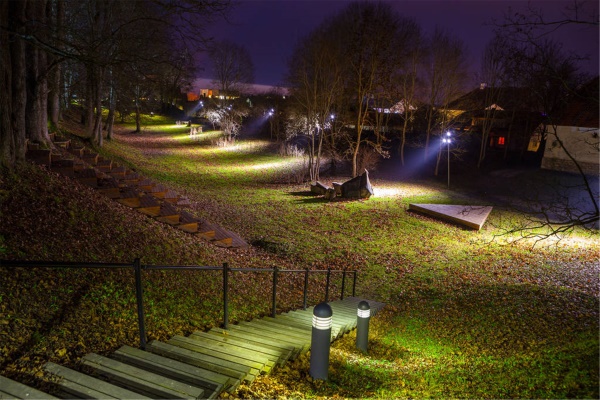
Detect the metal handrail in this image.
<box><xmin>0</xmin><ymin>259</ymin><xmax>358</xmax><ymax>349</ymax></box>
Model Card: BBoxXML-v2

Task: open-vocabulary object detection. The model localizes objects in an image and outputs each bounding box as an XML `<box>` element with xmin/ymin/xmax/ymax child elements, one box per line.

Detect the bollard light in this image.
<box><xmin>310</xmin><ymin>302</ymin><xmax>333</xmax><ymax>380</ymax></box>
<box><xmin>356</xmin><ymin>300</ymin><xmax>370</xmax><ymax>353</ymax></box>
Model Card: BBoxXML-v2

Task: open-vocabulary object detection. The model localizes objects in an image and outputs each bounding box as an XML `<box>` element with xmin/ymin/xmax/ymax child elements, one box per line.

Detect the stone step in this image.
<box><xmin>0</xmin><ymin>374</ymin><xmax>57</xmax><ymax>399</ymax></box>
<box><xmin>112</xmin><ymin>345</ymin><xmax>224</xmax><ymax>400</ymax></box>
<box><xmin>81</xmin><ymin>353</ymin><xmax>205</xmax><ymax>399</ymax></box>
<box><xmin>44</xmin><ymin>362</ymin><xmax>147</xmax><ymax>399</ymax></box>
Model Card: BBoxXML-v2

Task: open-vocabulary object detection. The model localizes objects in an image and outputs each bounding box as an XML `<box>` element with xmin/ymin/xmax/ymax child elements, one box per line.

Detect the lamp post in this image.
<box><xmin>442</xmin><ymin>131</ymin><xmax>452</xmax><ymax>188</ymax></box>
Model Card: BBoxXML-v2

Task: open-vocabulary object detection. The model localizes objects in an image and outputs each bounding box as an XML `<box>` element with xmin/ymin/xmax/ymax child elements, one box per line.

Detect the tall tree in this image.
<box><xmin>423</xmin><ymin>27</ymin><xmax>468</xmax><ymax>162</ymax></box>
<box><xmin>210</xmin><ymin>40</ymin><xmax>254</xmax><ymax>99</ymax></box>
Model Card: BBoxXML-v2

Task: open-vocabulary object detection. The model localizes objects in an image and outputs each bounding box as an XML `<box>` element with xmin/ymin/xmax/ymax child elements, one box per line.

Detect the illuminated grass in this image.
<box><xmin>95</xmin><ymin>119</ymin><xmax>599</xmax><ymax>399</ymax></box>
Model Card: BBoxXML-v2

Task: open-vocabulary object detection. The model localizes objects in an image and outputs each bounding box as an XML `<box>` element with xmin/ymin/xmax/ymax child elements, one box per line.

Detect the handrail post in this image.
<box><xmin>303</xmin><ymin>268</ymin><xmax>309</xmax><ymax>310</ymax></box>
<box><xmin>223</xmin><ymin>262</ymin><xmax>229</xmax><ymax>329</ymax></box>
<box><xmin>271</xmin><ymin>266</ymin><xmax>278</xmax><ymax>318</ymax></box>
<box><xmin>352</xmin><ymin>270</ymin><xmax>357</xmax><ymax>297</ymax></box>
<box><xmin>134</xmin><ymin>258</ymin><xmax>147</xmax><ymax>349</ymax></box>
<box><xmin>341</xmin><ymin>269</ymin><xmax>346</xmax><ymax>300</ymax></box>
<box><xmin>325</xmin><ymin>267</ymin><xmax>331</xmax><ymax>303</ymax></box>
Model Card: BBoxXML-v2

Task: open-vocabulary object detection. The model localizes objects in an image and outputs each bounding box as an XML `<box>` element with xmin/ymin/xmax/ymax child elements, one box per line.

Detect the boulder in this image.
<box><xmin>341</xmin><ymin>170</ymin><xmax>374</xmax><ymax>199</ymax></box>
<box><xmin>310</xmin><ymin>181</ymin><xmax>329</xmax><ymax>195</ymax></box>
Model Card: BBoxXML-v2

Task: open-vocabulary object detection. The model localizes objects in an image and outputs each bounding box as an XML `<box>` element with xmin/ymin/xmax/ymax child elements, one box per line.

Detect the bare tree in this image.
<box><xmin>492</xmin><ymin>1</ymin><xmax>599</xmax><ymax>239</ymax></box>
<box><xmin>287</xmin><ymin>25</ymin><xmax>344</xmax><ymax>181</ymax></box>
<box><xmin>423</xmin><ymin>27</ymin><xmax>468</xmax><ymax>163</ymax></box>
<box><xmin>210</xmin><ymin>40</ymin><xmax>254</xmax><ymax>99</ymax></box>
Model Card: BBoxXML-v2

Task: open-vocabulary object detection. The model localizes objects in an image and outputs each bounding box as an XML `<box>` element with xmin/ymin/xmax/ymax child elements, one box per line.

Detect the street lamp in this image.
<box><xmin>441</xmin><ymin>131</ymin><xmax>452</xmax><ymax>188</ymax></box>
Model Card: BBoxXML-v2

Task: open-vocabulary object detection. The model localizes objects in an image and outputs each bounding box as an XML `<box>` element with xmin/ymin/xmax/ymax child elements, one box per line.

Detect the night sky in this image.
<box><xmin>198</xmin><ymin>0</ymin><xmax>599</xmax><ymax>88</ymax></box>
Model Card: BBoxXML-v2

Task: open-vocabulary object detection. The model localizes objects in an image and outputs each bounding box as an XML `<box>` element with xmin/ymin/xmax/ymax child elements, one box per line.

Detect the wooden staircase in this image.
<box><xmin>25</xmin><ymin>136</ymin><xmax>247</xmax><ymax>249</ymax></box>
<box><xmin>1</xmin><ymin>297</ymin><xmax>385</xmax><ymax>399</ymax></box>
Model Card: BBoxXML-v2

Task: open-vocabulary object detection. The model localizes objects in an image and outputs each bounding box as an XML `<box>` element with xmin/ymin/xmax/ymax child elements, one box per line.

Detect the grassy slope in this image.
<box><xmin>0</xmin><ymin>115</ymin><xmax>598</xmax><ymax>398</ymax></box>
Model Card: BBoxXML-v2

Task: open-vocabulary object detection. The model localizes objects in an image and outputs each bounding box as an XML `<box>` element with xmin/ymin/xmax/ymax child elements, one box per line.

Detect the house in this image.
<box><xmin>541</xmin><ymin>77</ymin><xmax>599</xmax><ymax>175</ymax></box>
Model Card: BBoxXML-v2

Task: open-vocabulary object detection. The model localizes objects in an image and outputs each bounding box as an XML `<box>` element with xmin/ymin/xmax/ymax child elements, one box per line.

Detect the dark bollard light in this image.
<box><xmin>310</xmin><ymin>302</ymin><xmax>333</xmax><ymax>380</ymax></box>
<box><xmin>356</xmin><ymin>300</ymin><xmax>370</xmax><ymax>353</ymax></box>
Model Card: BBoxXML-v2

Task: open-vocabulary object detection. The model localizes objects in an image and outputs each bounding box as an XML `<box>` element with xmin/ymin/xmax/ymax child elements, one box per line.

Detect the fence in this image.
<box><xmin>0</xmin><ymin>259</ymin><xmax>357</xmax><ymax>349</ymax></box>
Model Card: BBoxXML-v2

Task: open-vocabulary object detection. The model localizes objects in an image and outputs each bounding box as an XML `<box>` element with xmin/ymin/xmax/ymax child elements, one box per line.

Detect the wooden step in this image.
<box><xmin>75</xmin><ymin>168</ymin><xmax>99</xmax><ymax>187</ymax></box>
<box><xmin>81</xmin><ymin>353</ymin><xmax>205</xmax><ymax>399</ymax></box>
<box><xmin>50</xmin><ymin>158</ymin><xmax>75</xmax><ymax>177</ymax></box>
<box><xmin>208</xmin><ymin>327</ymin><xmax>296</xmax><ymax>362</ymax></box>
<box><xmin>178</xmin><ymin>333</ymin><xmax>277</xmax><ymax>372</ymax></box>
<box><xmin>81</xmin><ymin>152</ymin><xmax>99</xmax><ymax>165</ymax></box>
<box><xmin>284</xmin><ymin>310</ymin><xmax>353</xmax><ymax>335</ymax></box>
<box><xmin>96</xmin><ymin>159</ymin><xmax>113</xmax><ymax>172</ymax></box>
<box><xmin>155</xmin><ymin>202</ymin><xmax>181</xmax><ymax>225</ymax></box>
<box><xmin>136</xmin><ymin>195</ymin><xmax>161</xmax><ymax>217</ymax></box>
<box><xmin>147</xmin><ymin>341</ymin><xmax>246</xmax><ymax>386</ymax></box>
<box><xmin>223</xmin><ymin>324</ymin><xmax>309</xmax><ymax>355</ymax></box>
<box><xmin>26</xmin><ymin>149</ymin><xmax>52</xmax><ymax>166</ymax></box>
<box><xmin>135</xmin><ymin>178</ymin><xmax>156</xmax><ymax>192</ymax></box>
<box><xmin>116</xmin><ymin>189</ymin><xmax>141</xmax><ymax>208</ymax></box>
<box><xmin>195</xmin><ymin>219</ymin><xmax>217</xmax><ymax>240</ymax></box>
<box><xmin>163</xmin><ymin>190</ymin><xmax>180</xmax><ymax>203</ymax></box>
<box><xmin>149</xmin><ymin>184</ymin><xmax>168</xmax><ymax>199</ymax></box>
<box><xmin>240</xmin><ymin>320</ymin><xmax>312</xmax><ymax>341</ymax></box>
<box><xmin>96</xmin><ymin>178</ymin><xmax>121</xmax><ymax>199</ymax></box>
<box><xmin>167</xmin><ymin>335</ymin><xmax>267</xmax><ymax>378</ymax></box>
<box><xmin>112</xmin><ymin>345</ymin><xmax>224</xmax><ymax>399</ymax></box>
<box><xmin>0</xmin><ymin>374</ymin><xmax>57</xmax><ymax>399</ymax></box>
<box><xmin>177</xmin><ymin>211</ymin><xmax>200</xmax><ymax>233</ymax></box>
<box><xmin>68</xmin><ymin>146</ymin><xmax>85</xmax><ymax>158</ymax></box>
<box><xmin>44</xmin><ymin>362</ymin><xmax>147</xmax><ymax>399</ymax></box>
<box><xmin>109</xmin><ymin>165</ymin><xmax>127</xmax><ymax>178</ymax></box>
<box><xmin>189</xmin><ymin>330</ymin><xmax>288</xmax><ymax>367</ymax></box>
<box><xmin>119</xmin><ymin>172</ymin><xmax>141</xmax><ymax>186</ymax></box>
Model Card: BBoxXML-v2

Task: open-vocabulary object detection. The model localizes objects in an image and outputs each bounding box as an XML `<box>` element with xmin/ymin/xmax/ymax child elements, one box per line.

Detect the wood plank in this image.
<box><xmin>167</xmin><ymin>336</ymin><xmax>265</xmax><ymax>377</ymax></box>
<box><xmin>0</xmin><ymin>374</ymin><xmax>58</xmax><ymax>399</ymax></box>
<box><xmin>82</xmin><ymin>353</ymin><xmax>204</xmax><ymax>399</ymax></box>
<box><xmin>190</xmin><ymin>331</ymin><xmax>288</xmax><ymax>367</ymax></box>
<box><xmin>208</xmin><ymin>327</ymin><xmax>297</xmax><ymax>361</ymax></box>
<box><xmin>147</xmin><ymin>341</ymin><xmax>247</xmax><ymax>385</ymax></box>
<box><xmin>113</xmin><ymin>345</ymin><xmax>224</xmax><ymax>399</ymax></box>
<box><xmin>229</xmin><ymin>323</ymin><xmax>309</xmax><ymax>352</ymax></box>
<box><xmin>44</xmin><ymin>362</ymin><xmax>147</xmax><ymax>399</ymax></box>
<box><xmin>281</xmin><ymin>312</ymin><xmax>350</xmax><ymax>336</ymax></box>
<box><xmin>184</xmin><ymin>333</ymin><xmax>278</xmax><ymax>372</ymax></box>
<box><xmin>240</xmin><ymin>319</ymin><xmax>313</xmax><ymax>341</ymax></box>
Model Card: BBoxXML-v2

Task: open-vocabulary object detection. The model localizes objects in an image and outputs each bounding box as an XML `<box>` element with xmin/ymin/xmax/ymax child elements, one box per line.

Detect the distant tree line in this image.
<box><xmin>0</xmin><ymin>0</ymin><xmax>231</xmax><ymax>169</ymax></box>
<box><xmin>277</xmin><ymin>1</ymin><xmax>598</xmax><ymax>181</ymax></box>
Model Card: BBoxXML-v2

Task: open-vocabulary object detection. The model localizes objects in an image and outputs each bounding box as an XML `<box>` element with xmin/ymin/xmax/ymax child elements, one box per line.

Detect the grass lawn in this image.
<box><xmin>0</xmin><ymin>116</ymin><xmax>598</xmax><ymax>398</ymax></box>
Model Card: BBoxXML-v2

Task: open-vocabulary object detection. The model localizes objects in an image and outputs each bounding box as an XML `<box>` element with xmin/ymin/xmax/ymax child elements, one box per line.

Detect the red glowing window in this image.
<box><xmin>498</xmin><ymin>137</ymin><xmax>505</xmax><ymax>145</ymax></box>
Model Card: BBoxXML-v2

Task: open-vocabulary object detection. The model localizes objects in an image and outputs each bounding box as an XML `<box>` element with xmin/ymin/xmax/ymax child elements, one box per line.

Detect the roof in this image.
<box><xmin>445</xmin><ymin>86</ymin><xmax>529</xmax><ymax>112</ymax></box>
<box><xmin>555</xmin><ymin>77</ymin><xmax>599</xmax><ymax>128</ymax></box>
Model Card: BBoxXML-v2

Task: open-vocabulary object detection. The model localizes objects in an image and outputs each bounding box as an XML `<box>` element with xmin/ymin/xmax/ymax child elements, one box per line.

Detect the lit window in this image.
<box><xmin>498</xmin><ymin>137</ymin><xmax>505</xmax><ymax>145</ymax></box>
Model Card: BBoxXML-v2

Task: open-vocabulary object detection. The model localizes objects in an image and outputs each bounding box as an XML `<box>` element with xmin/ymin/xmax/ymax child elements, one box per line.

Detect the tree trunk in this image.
<box><xmin>48</xmin><ymin>0</ymin><xmax>64</xmax><ymax>127</ymax></box>
<box><xmin>2</xmin><ymin>0</ymin><xmax>28</xmax><ymax>168</ymax></box>
<box><xmin>0</xmin><ymin>0</ymin><xmax>15</xmax><ymax>168</ymax></box>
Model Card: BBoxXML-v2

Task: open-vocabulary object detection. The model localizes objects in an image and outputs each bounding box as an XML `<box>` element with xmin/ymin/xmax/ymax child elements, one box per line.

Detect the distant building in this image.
<box><xmin>184</xmin><ymin>78</ymin><xmax>288</xmax><ymax>101</ymax></box>
<box><xmin>541</xmin><ymin>77</ymin><xmax>599</xmax><ymax>175</ymax></box>
<box><xmin>443</xmin><ymin>85</ymin><xmax>542</xmax><ymax>156</ymax></box>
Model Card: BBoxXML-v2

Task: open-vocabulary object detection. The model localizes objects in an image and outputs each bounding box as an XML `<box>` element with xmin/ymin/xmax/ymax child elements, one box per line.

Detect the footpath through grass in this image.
<box><xmin>0</xmin><ymin>117</ymin><xmax>598</xmax><ymax>398</ymax></box>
